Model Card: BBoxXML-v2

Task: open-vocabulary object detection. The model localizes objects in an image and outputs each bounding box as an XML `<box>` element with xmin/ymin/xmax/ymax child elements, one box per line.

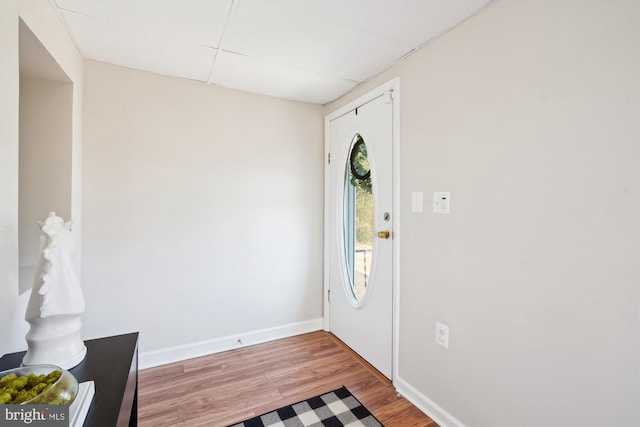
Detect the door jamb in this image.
<box><xmin>323</xmin><ymin>77</ymin><xmax>400</xmax><ymax>384</ymax></box>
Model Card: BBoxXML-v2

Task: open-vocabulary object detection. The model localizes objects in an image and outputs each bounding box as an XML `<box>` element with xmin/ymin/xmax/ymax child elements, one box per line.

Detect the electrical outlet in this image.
<box><xmin>435</xmin><ymin>322</ymin><xmax>449</xmax><ymax>349</ymax></box>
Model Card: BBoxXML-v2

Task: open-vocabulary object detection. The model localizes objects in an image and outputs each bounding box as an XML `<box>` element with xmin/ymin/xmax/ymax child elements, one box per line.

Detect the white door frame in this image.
<box><xmin>323</xmin><ymin>77</ymin><xmax>400</xmax><ymax>383</ymax></box>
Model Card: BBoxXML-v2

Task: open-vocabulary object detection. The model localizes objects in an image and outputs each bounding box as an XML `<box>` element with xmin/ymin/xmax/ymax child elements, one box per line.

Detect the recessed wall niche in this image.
<box><xmin>18</xmin><ymin>20</ymin><xmax>73</xmax><ymax>294</ymax></box>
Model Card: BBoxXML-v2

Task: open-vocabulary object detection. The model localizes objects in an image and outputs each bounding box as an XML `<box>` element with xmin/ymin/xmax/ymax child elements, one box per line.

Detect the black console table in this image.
<box><xmin>0</xmin><ymin>332</ymin><xmax>139</xmax><ymax>427</ymax></box>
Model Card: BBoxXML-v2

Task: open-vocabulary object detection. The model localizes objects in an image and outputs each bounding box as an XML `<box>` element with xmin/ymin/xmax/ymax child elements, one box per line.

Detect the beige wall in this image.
<box><xmin>19</xmin><ymin>74</ymin><xmax>73</xmax><ymax>292</ymax></box>
<box><xmin>0</xmin><ymin>0</ymin><xmax>83</xmax><ymax>355</ymax></box>
<box><xmin>82</xmin><ymin>60</ymin><xmax>325</xmax><ymax>354</ymax></box>
<box><xmin>0</xmin><ymin>0</ymin><xmax>21</xmax><ymax>354</ymax></box>
<box><xmin>327</xmin><ymin>0</ymin><xmax>639</xmax><ymax>426</ymax></box>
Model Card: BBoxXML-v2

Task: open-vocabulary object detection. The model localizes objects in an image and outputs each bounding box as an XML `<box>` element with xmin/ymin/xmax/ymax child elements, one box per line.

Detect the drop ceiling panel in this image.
<box><xmin>280</xmin><ymin>0</ymin><xmax>492</xmax><ymax>48</ymax></box>
<box><xmin>210</xmin><ymin>51</ymin><xmax>359</xmax><ymax>105</ymax></box>
<box><xmin>55</xmin><ymin>0</ymin><xmax>231</xmax><ymax>46</ymax></box>
<box><xmin>221</xmin><ymin>1</ymin><xmax>412</xmax><ymax>81</ymax></box>
<box><xmin>61</xmin><ymin>10</ymin><xmax>215</xmax><ymax>82</ymax></box>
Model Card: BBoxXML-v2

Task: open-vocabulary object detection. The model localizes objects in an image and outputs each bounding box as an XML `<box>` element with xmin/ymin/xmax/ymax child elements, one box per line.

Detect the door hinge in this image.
<box><xmin>327</xmin><ymin>152</ymin><xmax>331</xmax><ymax>165</ymax></box>
<box><xmin>385</xmin><ymin>90</ymin><xmax>394</xmax><ymax>104</ymax></box>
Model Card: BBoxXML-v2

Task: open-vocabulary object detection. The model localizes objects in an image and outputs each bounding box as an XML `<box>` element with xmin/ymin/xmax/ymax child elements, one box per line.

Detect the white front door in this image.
<box><xmin>325</xmin><ymin>87</ymin><xmax>394</xmax><ymax>379</ymax></box>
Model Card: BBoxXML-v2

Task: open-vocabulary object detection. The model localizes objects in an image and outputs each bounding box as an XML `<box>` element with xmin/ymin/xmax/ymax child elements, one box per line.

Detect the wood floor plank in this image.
<box><xmin>138</xmin><ymin>331</ymin><xmax>438</xmax><ymax>427</ymax></box>
<box><xmin>374</xmin><ymin>398</ymin><xmax>439</xmax><ymax>427</ymax></box>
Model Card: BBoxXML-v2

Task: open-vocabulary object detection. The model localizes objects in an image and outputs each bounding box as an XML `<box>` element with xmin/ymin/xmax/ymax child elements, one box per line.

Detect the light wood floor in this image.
<box><xmin>138</xmin><ymin>331</ymin><xmax>438</xmax><ymax>427</ymax></box>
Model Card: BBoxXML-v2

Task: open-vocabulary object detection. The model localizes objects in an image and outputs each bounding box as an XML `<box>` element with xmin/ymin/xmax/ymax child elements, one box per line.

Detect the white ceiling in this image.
<box><xmin>52</xmin><ymin>0</ymin><xmax>492</xmax><ymax>105</ymax></box>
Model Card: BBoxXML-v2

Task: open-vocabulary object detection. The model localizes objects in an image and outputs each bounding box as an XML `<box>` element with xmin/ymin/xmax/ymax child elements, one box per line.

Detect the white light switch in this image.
<box><xmin>411</xmin><ymin>192</ymin><xmax>423</xmax><ymax>213</ymax></box>
<box><xmin>433</xmin><ymin>192</ymin><xmax>450</xmax><ymax>214</ymax></box>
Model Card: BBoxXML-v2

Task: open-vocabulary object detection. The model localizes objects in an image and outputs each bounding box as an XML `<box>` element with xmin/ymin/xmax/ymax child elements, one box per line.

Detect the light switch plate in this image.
<box><xmin>435</xmin><ymin>322</ymin><xmax>449</xmax><ymax>349</ymax></box>
<box><xmin>411</xmin><ymin>192</ymin><xmax>423</xmax><ymax>213</ymax></box>
<box><xmin>433</xmin><ymin>192</ymin><xmax>450</xmax><ymax>214</ymax></box>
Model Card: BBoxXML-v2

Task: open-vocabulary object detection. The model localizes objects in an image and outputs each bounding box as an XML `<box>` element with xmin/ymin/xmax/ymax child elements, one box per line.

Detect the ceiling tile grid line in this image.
<box><xmin>205</xmin><ymin>0</ymin><xmax>237</xmax><ymax>83</ymax></box>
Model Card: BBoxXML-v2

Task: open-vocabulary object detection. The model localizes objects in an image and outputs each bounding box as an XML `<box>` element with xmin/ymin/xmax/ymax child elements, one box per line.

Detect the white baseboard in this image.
<box><xmin>139</xmin><ymin>318</ymin><xmax>323</xmax><ymax>370</ymax></box>
<box><xmin>394</xmin><ymin>376</ymin><xmax>467</xmax><ymax>427</ymax></box>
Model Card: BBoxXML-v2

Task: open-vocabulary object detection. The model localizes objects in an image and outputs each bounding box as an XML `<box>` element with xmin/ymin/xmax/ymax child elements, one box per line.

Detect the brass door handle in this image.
<box><xmin>377</xmin><ymin>230</ymin><xmax>390</xmax><ymax>239</ymax></box>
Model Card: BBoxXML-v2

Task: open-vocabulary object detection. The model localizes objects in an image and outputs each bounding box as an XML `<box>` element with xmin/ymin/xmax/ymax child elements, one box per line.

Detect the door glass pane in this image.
<box><xmin>343</xmin><ymin>134</ymin><xmax>373</xmax><ymax>301</ymax></box>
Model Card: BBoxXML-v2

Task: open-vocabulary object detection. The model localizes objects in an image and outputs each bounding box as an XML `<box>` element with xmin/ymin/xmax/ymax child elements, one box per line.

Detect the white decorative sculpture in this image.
<box><xmin>23</xmin><ymin>212</ymin><xmax>87</xmax><ymax>369</ymax></box>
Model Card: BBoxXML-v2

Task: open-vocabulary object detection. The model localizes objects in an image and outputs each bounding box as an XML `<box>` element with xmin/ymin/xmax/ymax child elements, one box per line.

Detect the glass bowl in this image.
<box><xmin>0</xmin><ymin>364</ymin><xmax>78</xmax><ymax>405</ymax></box>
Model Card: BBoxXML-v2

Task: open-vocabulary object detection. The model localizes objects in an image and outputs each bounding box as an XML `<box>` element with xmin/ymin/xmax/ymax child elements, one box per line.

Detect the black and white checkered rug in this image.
<box><xmin>228</xmin><ymin>386</ymin><xmax>383</xmax><ymax>427</ymax></box>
